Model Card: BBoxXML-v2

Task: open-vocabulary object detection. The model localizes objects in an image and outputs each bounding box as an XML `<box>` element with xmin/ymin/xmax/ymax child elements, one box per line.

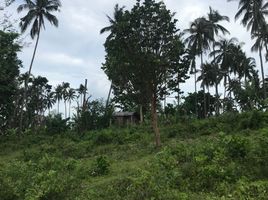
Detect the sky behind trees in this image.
<box><xmin>3</xmin><ymin>0</ymin><xmax>262</xmax><ymax>102</ymax></box>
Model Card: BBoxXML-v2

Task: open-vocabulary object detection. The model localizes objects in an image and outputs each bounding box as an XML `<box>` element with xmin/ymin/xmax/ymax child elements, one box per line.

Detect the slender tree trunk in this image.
<box><xmin>139</xmin><ymin>105</ymin><xmax>143</xmax><ymax>123</ymax></box>
<box><xmin>82</xmin><ymin>79</ymin><xmax>87</xmax><ymax>112</ymax></box>
<box><xmin>200</xmin><ymin>52</ymin><xmax>207</xmax><ymax>118</ymax></box>
<box><xmin>194</xmin><ymin>65</ymin><xmax>198</xmax><ymax>117</ymax></box>
<box><xmin>224</xmin><ymin>76</ymin><xmax>227</xmax><ymax>99</ymax></box>
<box><xmin>164</xmin><ymin>95</ymin><xmax>167</xmax><ymax>119</ymax></box>
<box><xmin>69</xmin><ymin>100</ymin><xmax>71</xmax><ymax>118</ymax></box>
<box><xmin>177</xmin><ymin>82</ymin><xmax>180</xmax><ymax>107</ymax></box>
<box><xmin>265</xmin><ymin>43</ymin><xmax>268</xmax><ymax>61</ymax></box>
<box><xmin>19</xmin><ymin>21</ymin><xmax>41</xmax><ymax>132</ymax></box>
<box><xmin>64</xmin><ymin>101</ymin><xmax>67</xmax><ymax>119</ymax></box>
<box><xmin>106</xmin><ymin>82</ymin><xmax>112</xmax><ymax>110</ymax></box>
<box><xmin>207</xmin><ymin>87</ymin><xmax>210</xmax><ymax>116</ymax></box>
<box><xmin>213</xmin><ymin>43</ymin><xmax>220</xmax><ymax>116</ymax></box>
<box><xmin>151</xmin><ymin>91</ymin><xmax>161</xmax><ymax>148</ymax></box>
<box><xmin>259</xmin><ymin>48</ymin><xmax>267</xmax><ymax>99</ymax></box>
<box><xmin>215</xmin><ymin>83</ymin><xmax>219</xmax><ymax>116</ymax></box>
<box><xmin>58</xmin><ymin>100</ymin><xmax>60</xmax><ymax>114</ymax></box>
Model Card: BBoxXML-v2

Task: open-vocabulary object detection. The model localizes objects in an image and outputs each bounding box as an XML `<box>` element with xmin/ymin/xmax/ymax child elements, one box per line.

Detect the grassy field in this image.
<box><xmin>1</xmin><ymin>111</ymin><xmax>268</xmax><ymax>199</ymax></box>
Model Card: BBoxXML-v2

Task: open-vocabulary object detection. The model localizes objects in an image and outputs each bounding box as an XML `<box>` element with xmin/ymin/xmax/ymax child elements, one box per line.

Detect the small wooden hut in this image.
<box><xmin>113</xmin><ymin>112</ymin><xmax>140</xmax><ymax>126</ymax></box>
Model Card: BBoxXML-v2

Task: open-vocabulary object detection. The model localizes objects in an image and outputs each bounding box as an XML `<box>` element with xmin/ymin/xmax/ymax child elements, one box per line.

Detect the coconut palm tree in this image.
<box><xmin>239</xmin><ymin>57</ymin><xmax>256</xmax><ymax>83</ymax></box>
<box><xmin>17</xmin><ymin>0</ymin><xmax>61</xmax><ymax>130</ymax></box>
<box><xmin>207</xmin><ymin>6</ymin><xmax>230</xmax><ymax>39</ymax></box>
<box><xmin>55</xmin><ymin>84</ymin><xmax>63</xmax><ymax>115</ymax></box>
<box><xmin>184</xmin><ymin>17</ymin><xmax>214</xmax><ymax>117</ymax></box>
<box><xmin>229</xmin><ymin>0</ymin><xmax>268</xmax><ymax>98</ymax></box>
<box><xmin>61</xmin><ymin>82</ymin><xmax>70</xmax><ymax>119</ymax></box>
<box><xmin>210</xmin><ymin>37</ymin><xmax>240</xmax><ymax>97</ymax></box>
<box><xmin>100</xmin><ymin>4</ymin><xmax>125</xmax><ymax>38</ymax></box>
<box><xmin>44</xmin><ymin>91</ymin><xmax>56</xmax><ymax>115</ymax></box>
<box><xmin>252</xmin><ymin>30</ymin><xmax>268</xmax><ymax>97</ymax></box>
<box><xmin>77</xmin><ymin>84</ymin><xmax>86</xmax><ymax>107</ymax></box>
<box><xmin>207</xmin><ymin>7</ymin><xmax>230</xmax><ymax>115</ymax></box>
<box><xmin>66</xmin><ymin>88</ymin><xmax>77</xmax><ymax>118</ymax></box>
<box><xmin>198</xmin><ymin>62</ymin><xmax>223</xmax><ymax>116</ymax></box>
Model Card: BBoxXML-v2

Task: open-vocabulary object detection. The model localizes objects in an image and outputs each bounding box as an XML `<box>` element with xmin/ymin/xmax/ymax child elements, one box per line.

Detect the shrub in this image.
<box><xmin>0</xmin><ymin>155</ymin><xmax>79</xmax><ymax>200</ymax></box>
<box><xmin>91</xmin><ymin>156</ymin><xmax>110</xmax><ymax>176</ymax></box>
<box><xmin>223</xmin><ymin>135</ymin><xmax>248</xmax><ymax>159</ymax></box>
<box><xmin>45</xmin><ymin>114</ymin><xmax>69</xmax><ymax>135</ymax></box>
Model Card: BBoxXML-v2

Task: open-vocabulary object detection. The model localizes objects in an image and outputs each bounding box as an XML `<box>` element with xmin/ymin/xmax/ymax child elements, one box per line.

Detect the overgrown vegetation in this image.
<box><xmin>1</xmin><ymin>111</ymin><xmax>268</xmax><ymax>199</ymax></box>
<box><xmin>2</xmin><ymin>0</ymin><xmax>268</xmax><ymax>199</ymax></box>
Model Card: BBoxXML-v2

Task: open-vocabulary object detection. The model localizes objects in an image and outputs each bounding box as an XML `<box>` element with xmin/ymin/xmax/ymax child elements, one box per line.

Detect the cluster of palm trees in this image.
<box><xmin>183</xmin><ymin>0</ymin><xmax>268</xmax><ymax>117</ymax></box>
<box><xmin>54</xmin><ymin>82</ymin><xmax>86</xmax><ymax>118</ymax></box>
<box><xmin>16</xmin><ymin>0</ymin><xmax>62</xmax><ymax>130</ymax></box>
<box><xmin>14</xmin><ymin>74</ymin><xmax>88</xmax><ymax>129</ymax></box>
<box><xmin>15</xmin><ymin>0</ymin><xmax>268</xmax><ymax>126</ymax></box>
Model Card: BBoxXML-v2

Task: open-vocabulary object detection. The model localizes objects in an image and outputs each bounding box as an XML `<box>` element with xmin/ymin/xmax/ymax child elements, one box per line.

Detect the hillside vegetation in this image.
<box><xmin>1</xmin><ymin>111</ymin><xmax>268</xmax><ymax>200</ymax></box>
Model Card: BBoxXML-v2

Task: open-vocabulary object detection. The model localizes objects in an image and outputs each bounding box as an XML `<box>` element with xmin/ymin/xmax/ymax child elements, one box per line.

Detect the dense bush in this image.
<box><xmin>45</xmin><ymin>114</ymin><xmax>69</xmax><ymax>135</ymax></box>
<box><xmin>1</xmin><ymin>111</ymin><xmax>268</xmax><ymax>199</ymax></box>
<box><xmin>0</xmin><ymin>155</ymin><xmax>79</xmax><ymax>200</ymax></box>
<box><xmin>90</xmin><ymin>156</ymin><xmax>110</xmax><ymax>176</ymax></box>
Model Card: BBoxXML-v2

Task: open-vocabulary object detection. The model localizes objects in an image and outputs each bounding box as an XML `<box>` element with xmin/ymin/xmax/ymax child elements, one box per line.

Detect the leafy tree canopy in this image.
<box><xmin>102</xmin><ymin>0</ymin><xmax>190</xmax><ymax>146</ymax></box>
<box><xmin>0</xmin><ymin>30</ymin><xmax>21</xmax><ymax>132</ymax></box>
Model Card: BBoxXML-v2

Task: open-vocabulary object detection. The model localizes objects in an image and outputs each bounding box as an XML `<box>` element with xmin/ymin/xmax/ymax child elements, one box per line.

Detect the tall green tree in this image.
<box><xmin>197</xmin><ymin>62</ymin><xmax>219</xmax><ymax>116</ymax></box>
<box><xmin>17</xmin><ymin>0</ymin><xmax>61</xmax><ymax>130</ymax></box>
<box><xmin>229</xmin><ymin>0</ymin><xmax>268</xmax><ymax>98</ymax></box>
<box><xmin>77</xmin><ymin>84</ymin><xmax>86</xmax><ymax>108</ymax></box>
<box><xmin>66</xmin><ymin>88</ymin><xmax>76</xmax><ymax>118</ymax></box>
<box><xmin>0</xmin><ymin>30</ymin><xmax>21</xmax><ymax>132</ymax></box>
<box><xmin>184</xmin><ymin>17</ymin><xmax>213</xmax><ymax>118</ymax></box>
<box><xmin>44</xmin><ymin>90</ymin><xmax>55</xmax><ymax>115</ymax></box>
<box><xmin>61</xmin><ymin>82</ymin><xmax>70</xmax><ymax>119</ymax></box>
<box><xmin>100</xmin><ymin>4</ymin><xmax>150</xmax><ymax>122</ymax></box>
<box><xmin>207</xmin><ymin>6</ymin><xmax>230</xmax><ymax>115</ymax></box>
<box><xmin>55</xmin><ymin>84</ymin><xmax>62</xmax><ymax>115</ymax></box>
<box><xmin>210</xmin><ymin>38</ymin><xmax>239</xmax><ymax>98</ymax></box>
<box><xmin>102</xmin><ymin>0</ymin><xmax>189</xmax><ymax>147</ymax></box>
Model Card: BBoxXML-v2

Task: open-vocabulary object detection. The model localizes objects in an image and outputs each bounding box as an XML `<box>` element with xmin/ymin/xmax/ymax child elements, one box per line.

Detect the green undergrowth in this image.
<box><xmin>1</xmin><ymin>111</ymin><xmax>268</xmax><ymax>199</ymax></box>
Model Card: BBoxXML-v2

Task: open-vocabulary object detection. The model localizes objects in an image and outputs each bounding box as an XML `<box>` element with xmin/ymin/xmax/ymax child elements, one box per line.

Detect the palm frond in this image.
<box><xmin>44</xmin><ymin>12</ymin><xmax>58</xmax><ymax>27</ymax></box>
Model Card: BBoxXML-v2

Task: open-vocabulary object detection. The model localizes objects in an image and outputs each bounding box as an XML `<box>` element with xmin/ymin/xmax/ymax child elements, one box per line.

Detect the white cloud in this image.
<box><xmin>39</xmin><ymin>52</ymin><xmax>85</xmax><ymax>66</ymax></box>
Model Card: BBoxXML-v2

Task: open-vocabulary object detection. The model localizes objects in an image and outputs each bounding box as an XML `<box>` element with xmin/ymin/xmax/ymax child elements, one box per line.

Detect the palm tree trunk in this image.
<box><xmin>194</xmin><ymin>65</ymin><xmax>198</xmax><ymax>117</ymax></box>
<box><xmin>19</xmin><ymin>21</ymin><xmax>41</xmax><ymax>132</ymax></box>
<box><xmin>207</xmin><ymin>87</ymin><xmax>210</xmax><ymax>116</ymax></box>
<box><xmin>177</xmin><ymin>82</ymin><xmax>180</xmax><ymax>107</ymax></box>
<box><xmin>224</xmin><ymin>76</ymin><xmax>227</xmax><ymax>99</ymax></box>
<box><xmin>69</xmin><ymin>100</ymin><xmax>71</xmax><ymax>118</ymax></box>
<box><xmin>215</xmin><ymin>82</ymin><xmax>219</xmax><ymax>116</ymax></box>
<box><xmin>151</xmin><ymin>91</ymin><xmax>161</xmax><ymax>148</ymax></box>
<box><xmin>259</xmin><ymin>48</ymin><xmax>267</xmax><ymax>99</ymax></box>
<box><xmin>58</xmin><ymin>100</ymin><xmax>60</xmax><ymax>114</ymax></box>
<box><xmin>265</xmin><ymin>43</ymin><xmax>268</xmax><ymax>61</ymax></box>
<box><xmin>106</xmin><ymin>82</ymin><xmax>112</xmax><ymax>110</ymax></box>
<box><xmin>213</xmin><ymin>43</ymin><xmax>220</xmax><ymax>116</ymax></box>
<box><xmin>64</xmin><ymin>101</ymin><xmax>67</xmax><ymax>119</ymax></box>
<box><xmin>139</xmin><ymin>105</ymin><xmax>143</xmax><ymax>123</ymax></box>
<box><xmin>200</xmin><ymin>52</ymin><xmax>207</xmax><ymax>118</ymax></box>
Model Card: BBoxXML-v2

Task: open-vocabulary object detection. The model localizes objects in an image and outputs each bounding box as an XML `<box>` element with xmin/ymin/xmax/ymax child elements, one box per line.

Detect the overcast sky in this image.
<box><xmin>2</xmin><ymin>0</ymin><xmax>265</xmax><ymax>108</ymax></box>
